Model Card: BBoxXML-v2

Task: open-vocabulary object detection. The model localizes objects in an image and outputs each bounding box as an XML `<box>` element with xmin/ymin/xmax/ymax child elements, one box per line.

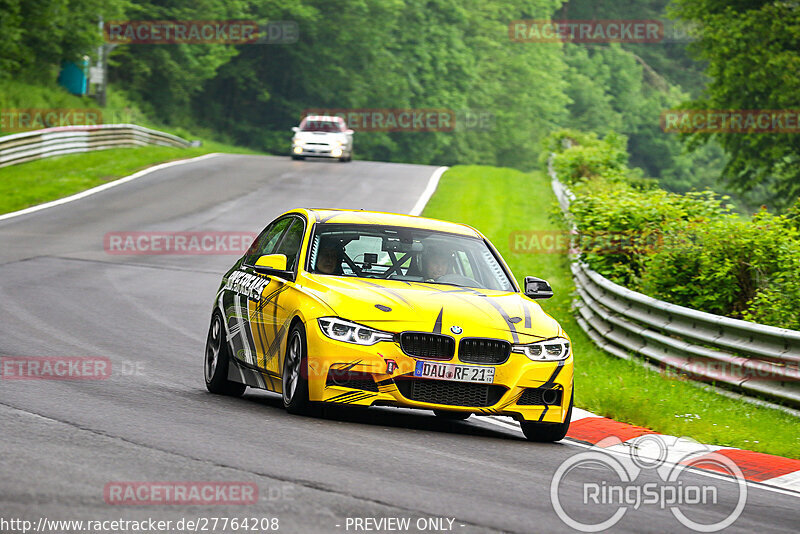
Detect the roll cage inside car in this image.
<box><xmin>304</xmin><ymin>223</ymin><xmax>516</xmax><ymax>291</ymax></box>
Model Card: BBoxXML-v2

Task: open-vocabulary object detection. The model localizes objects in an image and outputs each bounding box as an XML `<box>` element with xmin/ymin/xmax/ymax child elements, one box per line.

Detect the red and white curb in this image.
<box><xmin>485</xmin><ymin>408</ymin><xmax>800</xmax><ymax>494</ymax></box>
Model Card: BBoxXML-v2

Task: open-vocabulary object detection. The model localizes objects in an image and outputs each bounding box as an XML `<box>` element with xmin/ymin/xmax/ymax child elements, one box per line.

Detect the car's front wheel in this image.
<box><xmin>282</xmin><ymin>322</ymin><xmax>315</xmax><ymax>415</ymax></box>
<box><xmin>204</xmin><ymin>311</ymin><xmax>247</xmax><ymax>396</ymax></box>
<box><xmin>520</xmin><ymin>394</ymin><xmax>572</xmax><ymax>442</ymax></box>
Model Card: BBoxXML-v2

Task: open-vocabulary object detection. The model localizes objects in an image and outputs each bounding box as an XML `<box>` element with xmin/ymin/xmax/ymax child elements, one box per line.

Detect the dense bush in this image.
<box><xmin>569</xmin><ymin>180</ymin><xmax>730</xmax><ymax>287</ymax></box>
<box><xmin>641</xmin><ymin>212</ymin><xmax>800</xmax><ymax>325</ymax></box>
<box><xmin>545</xmin><ymin>130</ymin><xmax>800</xmax><ymax>329</ymax></box>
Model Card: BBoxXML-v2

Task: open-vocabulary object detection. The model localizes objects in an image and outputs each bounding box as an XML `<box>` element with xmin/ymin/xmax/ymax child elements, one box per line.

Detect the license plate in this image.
<box><xmin>414</xmin><ymin>361</ymin><xmax>495</xmax><ymax>383</ymax></box>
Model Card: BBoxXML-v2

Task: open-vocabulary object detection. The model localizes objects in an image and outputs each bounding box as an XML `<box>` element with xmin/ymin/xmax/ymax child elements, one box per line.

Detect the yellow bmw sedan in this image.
<box><xmin>204</xmin><ymin>208</ymin><xmax>573</xmax><ymax>441</ymax></box>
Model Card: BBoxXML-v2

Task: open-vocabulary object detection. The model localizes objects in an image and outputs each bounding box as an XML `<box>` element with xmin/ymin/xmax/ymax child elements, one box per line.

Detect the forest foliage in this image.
<box><xmin>1</xmin><ymin>0</ymin><xmax>797</xmax><ymax>209</ymax></box>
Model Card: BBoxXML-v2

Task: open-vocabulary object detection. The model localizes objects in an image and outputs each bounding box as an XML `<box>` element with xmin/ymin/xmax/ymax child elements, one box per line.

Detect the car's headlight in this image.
<box><xmin>512</xmin><ymin>337</ymin><xmax>571</xmax><ymax>361</ymax></box>
<box><xmin>317</xmin><ymin>317</ymin><xmax>393</xmax><ymax>345</ymax></box>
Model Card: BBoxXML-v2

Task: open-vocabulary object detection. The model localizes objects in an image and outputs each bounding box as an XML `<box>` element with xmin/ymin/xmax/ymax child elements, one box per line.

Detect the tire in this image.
<box><xmin>204</xmin><ymin>311</ymin><xmax>247</xmax><ymax>397</ymax></box>
<box><xmin>282</xmin><ymin>322</ymin><xmax>315</xmax><ymax>415</ymax></box>
<box><xmin>291</xmin><ymin>155</ymin><xmax>304</xmax><ymax>160</ymax></box>
<box><xmin>520</xmin><ymin>393</ymin><xmax>573</xmax><ymax>442</ymax></box>
<box><xmin>433</xmin><ymin>410</ymin><xmax>470</xmax><ymax>421</ymax></box>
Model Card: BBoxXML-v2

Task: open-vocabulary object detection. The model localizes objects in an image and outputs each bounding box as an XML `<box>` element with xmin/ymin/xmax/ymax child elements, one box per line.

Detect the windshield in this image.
<box><xmin>299</xmin><ymin>118</ymin><xmax>345</xmax><ymax>132</ymax></box>
<box><xmin>308</xmin><ymin>224</ymin><xmax>514</xmax><ymax>291</ymax></box>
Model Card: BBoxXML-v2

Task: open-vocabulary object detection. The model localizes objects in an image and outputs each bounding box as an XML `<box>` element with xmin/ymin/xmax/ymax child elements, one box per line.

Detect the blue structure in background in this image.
<box><xmin>57</xmin><ymin>58</ymin><xmax>89</xmax><ymax>95</ymax></box>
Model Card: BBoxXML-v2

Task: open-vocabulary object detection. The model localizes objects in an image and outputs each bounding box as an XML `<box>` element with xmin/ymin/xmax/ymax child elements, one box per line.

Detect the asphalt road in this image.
<box><xmin>0</xmin><ymin>154</ymin><xmax>797</xmax><ymax>533</ymax></box>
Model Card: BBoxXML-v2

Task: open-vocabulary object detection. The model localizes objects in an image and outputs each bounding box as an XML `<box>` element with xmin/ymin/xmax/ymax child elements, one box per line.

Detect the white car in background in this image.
<box><xmin>291</xmin><ymin>115</ymin><xmax>354</xmax><ymax>162</ymax></box>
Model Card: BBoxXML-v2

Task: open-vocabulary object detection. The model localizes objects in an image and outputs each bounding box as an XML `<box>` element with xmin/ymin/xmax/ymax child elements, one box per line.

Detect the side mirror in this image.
<box><xmin>524</xmin><ymin>276</ymin><xmax>553</xmax><ymax>299</ymax></box>
<box><xmin>291</xmin><ymin>127</ymin><xmax>299</xmax><ymax>133</ymax></box>
<box><xmin>254</xmin><ymin>254</ymin><xmax>293</xmax><ymax>280</ymax></box>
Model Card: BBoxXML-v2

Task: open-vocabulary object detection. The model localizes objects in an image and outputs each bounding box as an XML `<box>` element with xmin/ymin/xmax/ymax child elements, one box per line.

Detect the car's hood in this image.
<box><xmin>302</xmin><ymin>274</ymin><xmax>560</xmax><ymax>342</ymax></box>
<box><xmin>293</xmin><ymin>131</ymin><xmax>347</xmax><ymax>142</ymax></box>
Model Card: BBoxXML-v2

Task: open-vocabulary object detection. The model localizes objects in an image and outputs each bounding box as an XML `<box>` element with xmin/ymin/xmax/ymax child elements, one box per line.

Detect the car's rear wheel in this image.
<box><xmin>282</xmin><ymin>322</ymin><xmax>315</xmax><ymax>415</ymax></box>
<box><xmin>433</xmin><ymin>410</ymin><xmax>470</xmax><ymax>421</ymax></box>
<box><xmin>520</xmin><ymin>394</ymin><xmax>572</xmax><ymax>442</ymax></box>
<box><xmin>204</xmin><ymin>311</ymin><xmax>247</xmax><ymax>396</ymax></box>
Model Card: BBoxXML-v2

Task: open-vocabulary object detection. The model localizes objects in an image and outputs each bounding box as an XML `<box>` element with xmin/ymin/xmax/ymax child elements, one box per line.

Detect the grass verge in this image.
<box><xmin>423</xmin><ymin>164</ymin><xmax>800</xmax><ymax>459</ymax></box>
<box><xmin>0</xmin><ymin>142</ymin><xmax>263</xmax><ymax>216</ymax></box>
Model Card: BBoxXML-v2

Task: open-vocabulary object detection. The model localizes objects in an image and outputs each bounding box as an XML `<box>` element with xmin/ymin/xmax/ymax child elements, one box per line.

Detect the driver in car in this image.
<box><xmin>316</xmin><ymin>239</ymin><xmax>343</xmax><ymax>275</ymax></box>
<box><xmin>422</xmin><ymin>246</ymin><xmax>452</xmax><ymax>281</ymax></box>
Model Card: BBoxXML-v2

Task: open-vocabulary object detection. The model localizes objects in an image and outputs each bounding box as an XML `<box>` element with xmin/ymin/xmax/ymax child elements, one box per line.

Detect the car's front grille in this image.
<box><xmin>326</xmin><ymin>370</ymin><xmax>379</xmax><ymax>392</ymax></box>
<box><xmin>399</xmin><ymin>332</ymin><xmax>455</xmax><ymax>360</ymax></box>
<box><xmin>395</xmin><ymin>379</ymin><xmax>505</xmax><ymax>407</ymax></box>
<box><xmin>458</xmin><ymin>338</ymin><xmax>511</xmax><ymax>365</ymax></box>
<box><xmin>517</xmin><ymin>387</ymin><xmax>562</xmax><ymax>406</ymax></box>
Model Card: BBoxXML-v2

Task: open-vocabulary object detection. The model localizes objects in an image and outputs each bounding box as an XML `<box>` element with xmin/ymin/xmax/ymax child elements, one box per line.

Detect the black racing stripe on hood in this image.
<box><xmin>360</xmin><ymin>280</ymin><xmax>416</xmax><ymax>308</ymax></box>
<box><xmin>409</xmin><ymin>282</ymin><xmax>494</xmax><ymax>319</ymax></box>
<box><xmin>432</xmin><ymin>308</ymin><xmax>444</xmax><ymax>334</ymax></box>
<box><xmin>420</xmin><ymin>284</ymin><xmax>521</xmax><ymax>343</ymax></box>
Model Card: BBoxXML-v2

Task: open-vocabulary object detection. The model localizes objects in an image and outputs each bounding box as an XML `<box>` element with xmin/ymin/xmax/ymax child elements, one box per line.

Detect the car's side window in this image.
<box><xmin>273</xmin><ymin>219</ymin><xmax>305</xmax><ymax>270</ymax></box>
<box><xmin>244</xmin><ymin>218</ymin><xmax>292</xmax><ymax>265</ymax></box>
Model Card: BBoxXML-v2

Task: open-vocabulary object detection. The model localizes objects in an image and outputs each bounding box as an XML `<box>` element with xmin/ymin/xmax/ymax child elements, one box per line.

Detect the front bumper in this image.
<box><xmin>292</xmin><ymin>144</ymin><xmax>348</xmax><ymax>158</ymax></box>
<box><xmin>305</xmin><ymin>324</ymin><xmax>573</xmax><ymax>423</ymax></box>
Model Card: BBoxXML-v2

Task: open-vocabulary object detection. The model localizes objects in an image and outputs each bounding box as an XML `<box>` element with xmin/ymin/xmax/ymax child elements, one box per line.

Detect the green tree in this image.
<box><xmin>670</xmin><ymin>0</ymin><xmax>800</xmax><ymax>210</ymax></box>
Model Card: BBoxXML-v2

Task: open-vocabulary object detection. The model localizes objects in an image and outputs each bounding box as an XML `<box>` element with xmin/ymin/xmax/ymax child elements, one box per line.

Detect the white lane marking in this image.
<box><xmin>408</xmin><ymin>166</ymin><xmax>449</xmax><ymax>216</ymax></box>
<box><xmin>762</xmin><ymin>470</ymin><xmax>800</xmax><ymax>492</ymax></box>
<box><xmin>0</xmin><ymin>152</ymin><xmax>222</xmax><ymax>222</ymax></box>
<box><xmin>570</xmin><ymin>407</ymin><xmax>598</xmax><ymax>421</ymax></box>
<box><xmin>479</xmin><ymin>416</ymin><xmax>800</xmax><ymax>498</ymax></box>
<box><xmin>601</xmin><ymin>436</ymin><xmax>725</xmax><ymax>467</ymax></box>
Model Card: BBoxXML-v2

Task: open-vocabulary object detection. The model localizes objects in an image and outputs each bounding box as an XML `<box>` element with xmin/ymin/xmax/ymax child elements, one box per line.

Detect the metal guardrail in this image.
<box><xmin>0</xmin><ymin>124</ymin><xmax>192</xmax><ymax>168</ymax></box>
<box><xmin>549</xmin><ymin>153</ymin><xmax>800</xmax><ymax>407</ymax></box>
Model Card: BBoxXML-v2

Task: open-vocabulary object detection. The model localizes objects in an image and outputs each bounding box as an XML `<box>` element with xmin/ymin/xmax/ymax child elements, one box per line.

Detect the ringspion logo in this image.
<box><xmin>551</xmin><ymin>435</ymin><xmax>747</xmax><ymax>531</ymax></box>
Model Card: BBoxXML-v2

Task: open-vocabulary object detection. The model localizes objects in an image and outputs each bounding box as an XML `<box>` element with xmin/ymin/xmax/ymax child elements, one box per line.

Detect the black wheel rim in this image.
<box><xmin>205</xmin><ymin>315</ymin><xmax>222</xmax><ymax>382</ymax></box>
<box><xmin>283</xmin><ymin>333</ymin><xmax>302</xmax><ymax>404</ymax></box>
